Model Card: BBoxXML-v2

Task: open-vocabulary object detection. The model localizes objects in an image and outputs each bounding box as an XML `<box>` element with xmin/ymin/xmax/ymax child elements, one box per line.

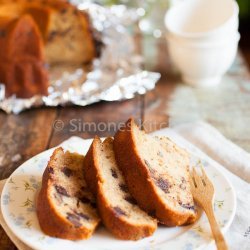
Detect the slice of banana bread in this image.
<box><xmin>114</xmin><ymin>119</ymin><xmax>197</xmax><ymax>226</ymax></box>
<box><xmin>83</xmin><ymin>137</ymin><xmax>157</xmax><ymax>240</ymax></box>
<box><xmin>37</xmin><ymin>147</ymin><xmax>100</xmax><ymax>240</ymax></box>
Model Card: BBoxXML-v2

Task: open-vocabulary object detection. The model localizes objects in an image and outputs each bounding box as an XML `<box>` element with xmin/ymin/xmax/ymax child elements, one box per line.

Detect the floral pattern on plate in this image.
<box><xmin>1</xmin><ymin>137</ymin><xmax>236</xmax><ymax>250</ymax></box>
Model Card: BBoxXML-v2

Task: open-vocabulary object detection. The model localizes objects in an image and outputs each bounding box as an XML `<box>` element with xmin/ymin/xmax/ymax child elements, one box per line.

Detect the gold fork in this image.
<box><xmin>190</xmin><ymin>166</ymin><xmax>228</xmax><ymax>250</ymax></box>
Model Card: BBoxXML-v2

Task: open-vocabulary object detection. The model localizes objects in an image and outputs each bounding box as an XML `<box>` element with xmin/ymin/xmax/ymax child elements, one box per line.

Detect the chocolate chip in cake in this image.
<box><xmin>62</xmin><ymin>167</ymin><xmax>73</xmax><ymax>177</ymax></box>
<box><xmin>90</xmin><ymin>202</ymin><xmax>97</xmax><ymax>208</ymax></box>
<box><xmin>79</xmin><ymin>197</ymin><xmax>91</xmax><ymax>204</ymax></box>
<box><xmin>179</xmin><ymin>202</ymin><xmax>195</xmax><ymax>211</ymax></box>
<box><xmin>155</xmin><ymin>178</ymin><xmax>170</xmax><ymax>193</ymax></box>
<box><xmin>75</xmin><ymin>211</ymin><xmax>90</xmax><ymax>221</ymax></box>
<box><xmin>111</xmin><ymin>169</ymin><xmax>118</xmax><ymax>178</ymax></box>
<box><xmin>66</xmin><ymin>213</ymin><xmax>82</xmax><ymax>228</ymax></box>
<box><xmin>113</xmin><ymin>206</ymin><xmax>127</xmax><ymax>216</ymax></box>
<box><xmin>48</xmin><ymin>167</ymin><xmax>54</xmax><ymax>174</ymax></box>
<box><xmin>124</xmin><ymin>196</ymin><xmax>137</xmax><ymax>205</ymax></box>
<box><xmin>106</xmin><ymin>155</ymin><xmax>111</xmax><ymax>159</ymax></box>
<box><xmin>55</xmin><ymin>185</ymin><xmax>70</xmax><ymax>197</ymax></box>
<box><xmin>119</xmin><ymin>184</ymin><xmax>129</xmax><ymax>193</ymax></box>
<box><xmin>78</xmin><ymin>196</ymin><xmax>96</xmax><ymax>208</ymax></box>
<box><xmin>48</xmin><ymin>31</ymin><xmax>57</xmax><ymax>42</ymax></box>
<box><xmin>61</xmin><ymin>27</ymin><xmax>71</xmax><ymax>37</ymax></box>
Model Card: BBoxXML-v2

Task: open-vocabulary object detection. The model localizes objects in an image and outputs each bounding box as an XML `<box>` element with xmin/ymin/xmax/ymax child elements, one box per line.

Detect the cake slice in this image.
<box><xmin>113</xmin><ymin>118</ymin><xmax>197</xmax><ymax>226</ymax></box>
<box><xmin>37</xmin><ymin>147</ymin><xmax>100</xmax><ymax>240</ymax></box>
<box><xmin>83</xmin><ymin>137</ymin><xmax>157</xmax><ymax>240</ymax></box>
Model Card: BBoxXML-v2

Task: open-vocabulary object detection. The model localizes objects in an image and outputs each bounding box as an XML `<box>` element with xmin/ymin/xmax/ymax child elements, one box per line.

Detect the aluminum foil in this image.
<box><xmin>0</xmin><ymin>2</ymin><xmax>160</xmax><ymax>114</ymax></box>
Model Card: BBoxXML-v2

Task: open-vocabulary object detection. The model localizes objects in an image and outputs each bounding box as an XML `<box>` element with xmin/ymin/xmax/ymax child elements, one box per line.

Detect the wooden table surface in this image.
<box><xmin>1</xmin><ymin>36</ymin><xmax>250</xmax><ymax>249</ymax></box>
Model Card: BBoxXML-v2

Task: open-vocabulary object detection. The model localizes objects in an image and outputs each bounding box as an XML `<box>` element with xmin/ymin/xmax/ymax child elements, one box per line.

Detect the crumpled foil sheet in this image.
<box><xmin>0</xmin><ymin>2</ymin><xmax>160</xmax><ymax>114</ymax></box>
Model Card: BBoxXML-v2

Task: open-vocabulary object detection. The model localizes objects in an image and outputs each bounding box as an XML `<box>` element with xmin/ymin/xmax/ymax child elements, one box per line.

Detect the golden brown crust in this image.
<box><xmin>0</xmin><ymin>15</ymin><xmax>48</xmax><ymax>98</ymax></box>
<box><xmin>0</xmin><ymin>59</ymin><xmax>48</xmax><ymax>98</ymax></box>
<box><xmin>113</xmin><ymin>118</ymin><xmax>197</xmax><ymax>226</ymax></box>
<box><xmin>84</xmin><ymin>137</ymin><xmax>157</xmax><ymax>240</ymax></box>
<box><xmin>37</xmin><ymin>147</ymin><xmax>98</xmax><ymax>240</ymax></box>
<box><xmin>0</xmin><ymin>15</ymin><xmax>44</xmax><ymax>60</ymax></box>
<box><xmin>83</xmin><ymin>137</ymin><xmax>99</xmax><ymax>196</ymax></box>
<box><xmin>97</xmin><ymin>190</ymin><xmax>156</xmax><ymax>240</ymax></box>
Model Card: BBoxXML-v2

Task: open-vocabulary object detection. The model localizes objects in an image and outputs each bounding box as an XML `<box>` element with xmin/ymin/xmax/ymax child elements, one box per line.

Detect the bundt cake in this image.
<box><xmin>113</xmin><ymin>118</ymin><xmax>197</xmax><ymax>226</ymax></box>
<box><xmin>0</xmin><ymin>0</ymin><xmax>96</xmax><ymax>98</ymax></box>
<box><xmin>83</xmin><ymin>137</ymin><xmax>157</xmax><ymax>240</ymax></box>
<box><xmin>0</xmin><ymin>0</ymin><xmax>96</xmax><ymax>65</ymax></box>
<box><xmin>0</xmin><ymin>15</ymin><xmax>48</xmax><ymax>98</ymax></box>
<box><xmin>37</xmin><ymin>147</ymin><xmax>100</xmax><ymax>240</ymax></box>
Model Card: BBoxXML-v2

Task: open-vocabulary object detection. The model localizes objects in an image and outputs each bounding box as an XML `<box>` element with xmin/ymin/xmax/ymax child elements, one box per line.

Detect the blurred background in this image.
<box><xmin>90</xmin><ymin>0</ymin><xmax>250</xmax><ymax>68</ymax></box>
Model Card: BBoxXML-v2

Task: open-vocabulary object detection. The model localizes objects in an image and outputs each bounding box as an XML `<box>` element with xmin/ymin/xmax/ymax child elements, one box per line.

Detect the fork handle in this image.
<box><xmin>204</xmin><ymin>203</ymin><xmax>228</xmax><ymax>250</ymax></box>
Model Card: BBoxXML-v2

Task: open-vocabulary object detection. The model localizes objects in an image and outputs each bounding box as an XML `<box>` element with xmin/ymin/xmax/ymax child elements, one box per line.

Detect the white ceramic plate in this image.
<box><xmin>1</xmin><ymin>138</ymin><xmax>236</xmax><ymax>250</ymax></box>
